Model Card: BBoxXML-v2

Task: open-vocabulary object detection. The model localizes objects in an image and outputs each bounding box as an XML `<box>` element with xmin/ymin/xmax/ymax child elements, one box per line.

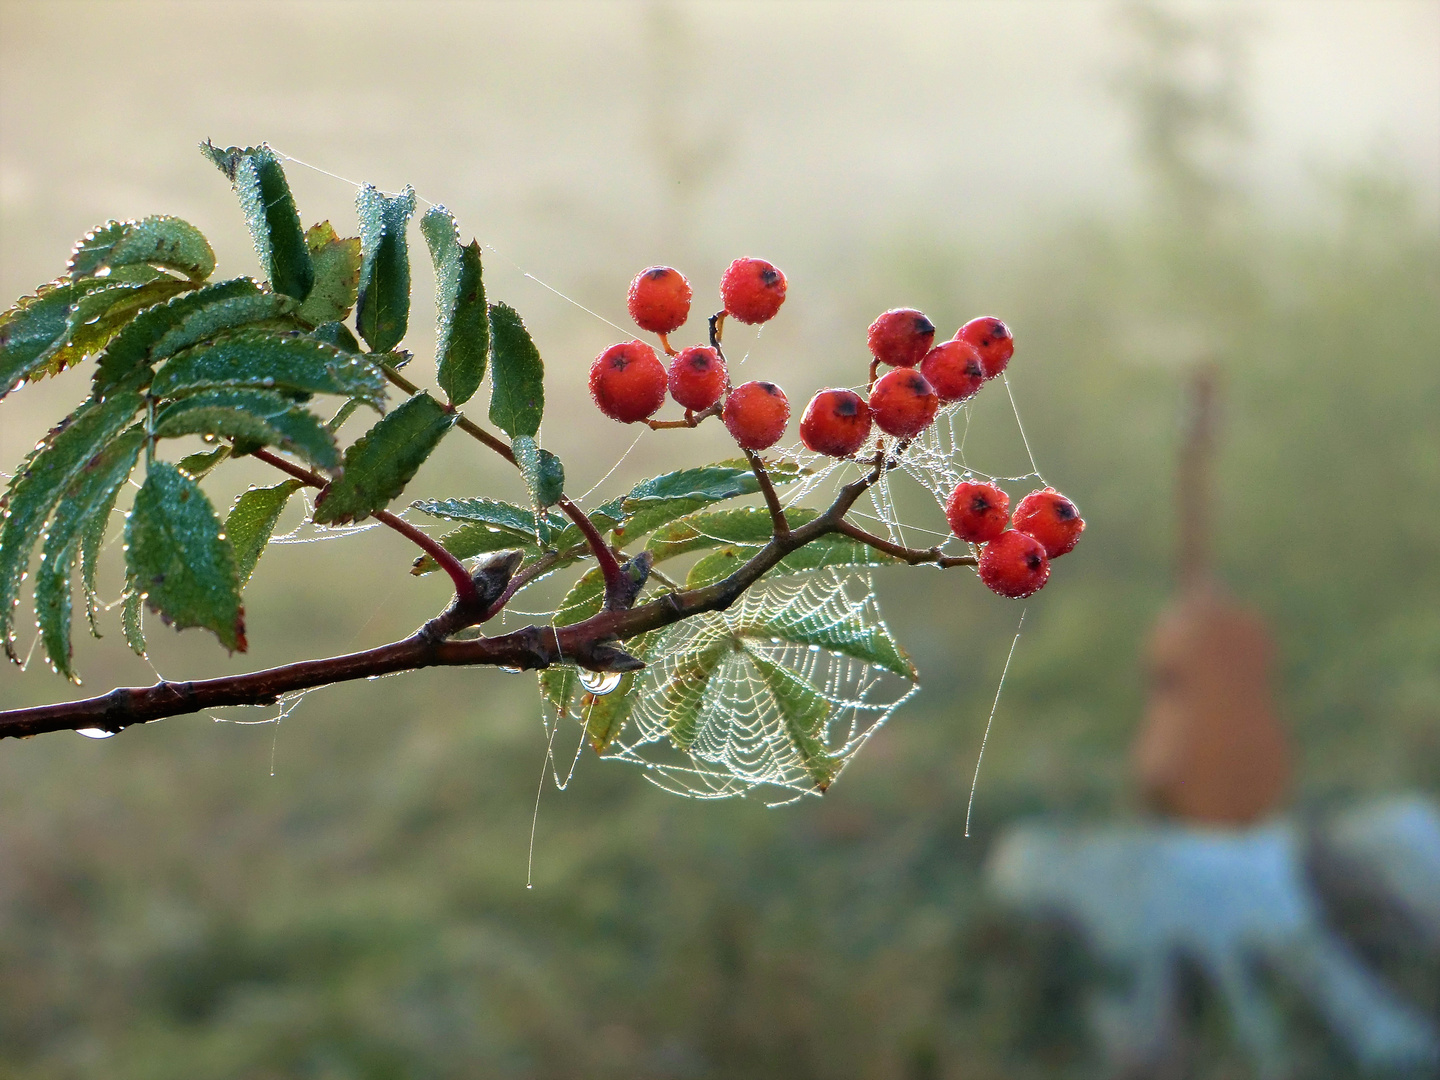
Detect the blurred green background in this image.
<box><xmin>1</xmin><ymin>1</ymin><xmax>1437</xmax><ymax>1076</ymax></box>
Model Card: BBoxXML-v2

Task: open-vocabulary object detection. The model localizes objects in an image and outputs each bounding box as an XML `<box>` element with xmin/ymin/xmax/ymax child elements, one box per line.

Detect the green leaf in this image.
<box><xmin>67</xmin><ymin>216</ymin><xmax>215</xmax><ymax>282</ymax></box>
<box><xmin>743</xmin><ymin>649</ymin><xmax>839</xmax><ymax>790</ymax></box>
<box><xmin>648</xmin><ymin>506</ymin><xmax>819</xmax><ymax>562</ymax></box>
<box><xmin>310</xmin><ymin>321</ymin><xmax>362</xmax><ymax>353</ymax></box>
<box><xmin>176</xmin><ymin>445</ymin><xmax>231</xmax><ymax>478</ymax></box>
<box><xmin>1</xmin><ymin>279</ymin><xmax>122</xmax><ymax>397</ymax></box>
<box><xmin>226</xmin><ymin>479</ymin><xmax>304</xmax><ymax>587</ymax></box>
<box><xmin>553</xmin><ymin>565</ymin><xmax>606</xmax><ymax>626</ymax></box>
<box><xmin>611</xmin><ymin>498</ymin><xmax>708</xmax><ymax>547</ymax></box>
<box><xmin>94</xmin><ymin>277</ymin><xmax>267</xmax><ymax>394</ymax></box>
<box><xmin>121</xmin><ymin>579</ymin><xmax>146</xmax><ymax>656</ymax></box>
<box><xmin>421</xmin><ymin>206</ymin><xmax>489</xmax><ymax>406</ymax></box>
<box><xmin>42</xmin><ymin>277</ymin><xmax>199</xmax><ymax>382</ymax></box>
<box><xmin>0</xmin><ymin>391</ymin><xmax>145</xmax><ymax>660</ymax></box>
<box><xmin>409</xmin><ymin>522</ymin><xmax>539</xmax><ymax>576</ymax></box>
<box><xmin>203</xmin><ymin>142</ymin><xmax>313</xmax><ymax>300</ymax></box>
<box><xmin>487</xmin><ymin>302</ymin><xmax>544</xmax><ymax>438</ymax></box>
<box><xmin>124</xmin><ymin>462</ymin><xmax>245</xmax><ymax>652</ymax></box>
<box><xmin>513</xmin><ymin>435</ymin><xmax>565</xmax><ymax>509</ymax></box>
<box><xmin>313</xmin><ymin>391</ymin><xmax>455</xmax><ymax>524</ymax></box>
<box><xmin>80</xmin><ymin>462</ymin><xmax>128</xmax><ymax>636</ymax></box>
<box><xmin>684</xmin><ymin>546</ymin><xmax>756</xmax><ymax>590</ymax></box>
<box><xmin>355</xmin><ymin>184</ymin><xmax>416</xmax><ymax>352</ymax></box>
<box><xmin>622</xmin><ymin>458</ymin><xmax>806</xmax><ymax>505</ymax></box>
<box><xmin>411</xmin><ymin>497</ymin><xmax>561</xmax><ymax>539</ymax></box>
<box><xmin>35</xmin><ymin>427</ymin><xmax>147</xmax><ymax>679</ymax></box>
<box><xmin>734</xmin><ymin>582</ymin><xmax>915</xmax><ymax>678</ymax></box>
<box><xmin>297</xmin><ymin>221</ymin><xmax>362</xmax><ymax>326</ymax></box>
<box><xmin>150</xmin><ymin>330</ymin><xmax>387</xmax><ymax>406</ymax></box>
<box><xmin>154</xmin><ymin>389</ymin><xmax>339</xmax><ymax>471</ymax></box>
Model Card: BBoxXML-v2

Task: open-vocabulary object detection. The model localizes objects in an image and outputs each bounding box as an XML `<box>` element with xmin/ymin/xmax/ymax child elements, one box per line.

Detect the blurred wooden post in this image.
<box><xmin>1132</xmin><ymin>363</ymin><xmax>1291</xmax><ymax>825</ymax></box>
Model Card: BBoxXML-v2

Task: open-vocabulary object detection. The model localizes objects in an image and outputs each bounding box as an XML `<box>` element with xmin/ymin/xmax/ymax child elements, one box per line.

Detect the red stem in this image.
<box><xmin>248</xmin><ymin>448</ymin><xmax>480</xmax><ymax>606</ymax></box>
<box><xmin>555</xmin><ymin>495</ymin><xmax>624</xmax><ymax>603</ymax></box>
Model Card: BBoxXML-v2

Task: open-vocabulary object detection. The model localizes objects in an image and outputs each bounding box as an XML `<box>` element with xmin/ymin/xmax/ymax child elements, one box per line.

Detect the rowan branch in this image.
<box><xmin>248</xmin><ymin>447</ymin><xmax>481</xmax><ymax>607</ymax></box>
<box><xmin>746</xmin><ymin>449</ymin><xmax>790</xmax><ymax>540</ymax></box>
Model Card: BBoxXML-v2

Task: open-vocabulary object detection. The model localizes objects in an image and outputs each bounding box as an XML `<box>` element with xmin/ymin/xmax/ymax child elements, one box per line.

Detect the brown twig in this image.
<box><xmin>835</xmin><ymin>519</ymin><xmax>977</xmax><ymax>569</ymax></box>
<box><xmin>646</xmin><ymin>403</ymin><xmax>721</xmax><ymax>430</ymax></box>
<box><xmin>745</xmin><ymin>450</ymin><xmax>790</xmax><ymax>540</ymax></box>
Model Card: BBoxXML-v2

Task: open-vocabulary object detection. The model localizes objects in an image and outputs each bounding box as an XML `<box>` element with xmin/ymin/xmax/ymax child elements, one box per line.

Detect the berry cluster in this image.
<box><xmin>591</xmin><ymin>258</ymin><xmax>792</xmax><ymax>450</ymax></box>
<box><xmin>591</xmin><ymin>267</ymin><xmax>1080</xmax><ymax>600</ymax></box>
<box><xmin>947</xmin><ymin>482</ymin><xmax>1085</xmax><ymax>598</ymax></box>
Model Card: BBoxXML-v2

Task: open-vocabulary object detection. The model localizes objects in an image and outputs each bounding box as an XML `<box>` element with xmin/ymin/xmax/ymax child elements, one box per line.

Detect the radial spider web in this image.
<box><xmin>546</xmin><ymin>569</ymin><xmax>918</xmax><ymax>805</ymax></box>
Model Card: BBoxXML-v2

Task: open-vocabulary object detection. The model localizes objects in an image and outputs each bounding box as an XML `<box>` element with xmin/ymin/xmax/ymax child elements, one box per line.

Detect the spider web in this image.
<box><xmin>543</xmin><ymin>569</ymin><xmax>917</xmax><ymax>805</ymax></box>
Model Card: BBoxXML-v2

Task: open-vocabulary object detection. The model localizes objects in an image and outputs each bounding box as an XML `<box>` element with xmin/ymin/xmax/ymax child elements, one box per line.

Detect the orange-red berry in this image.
<box><xmin>978</xmin><ymin>530</ymin><xmax>1050</xmax><ymax>598</ymax></box>
<box><xmin>720</xmin><ymin>258</ymin><xmax>787</xmax><ymax>325</ymax></box>
<box><xmin>1012</xmin><ymin>487</ymin><xmax>1085</xmax><ymax>558</ymax></box>
<box><xmin>957</xmin><ymin>316</ymin><xmax>1014</xmax><ymax>379</ymax></box>
<box><xmin>868</xmin><ymin>368</ymin><xmax>938</xmax><ymax>439</ymax></box>
<box><xmin>800</xmin><ymin>388</ymin><xmax>872</xmax><ymax>457</ymax></box>
<box><xmin>723</xmin><ymin>380</ymin><xmax>790</xmax><ymax>450</ymax></box>
<box><xmin>920</xmin><ymin>339</ymin><xmax>985</xmax><ymax>403</ymax></box>
<box><xmin>590</xmin><ymin>341</ymin><xmax>668</xmax><ymax>423</ymax></box>
<box><xmin>945</xmin><ymin>481</ymin><xmax>1010</xmax><ymax>544</ymax></box>
<box><xmin>867</xmin><ymin>308</ymin><xmax>935</xmax><ymax>369</ymax></box>
<box><xmin>627</xmin><ymin>266</ymin><xmax>692</xmax><ymax>334</ymax></box>
<box><xmin>667</xmin><ymin>345</ymin><xmax>728</xmax><ymax>411</ymax></box>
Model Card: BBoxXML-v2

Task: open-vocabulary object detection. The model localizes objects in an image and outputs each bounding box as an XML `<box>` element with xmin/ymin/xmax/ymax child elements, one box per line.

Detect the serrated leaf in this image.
<box><xmin>743</xmin><ymin>649</ymin><xmax>839</xmax><ymax>790</ymax></box>
<box><xmin>355</xmin><ymin>185</ymin><xmax>415</xmax><ymax>352</ymax></box>
<box><xmin>1</xmin><ymin>278</ymin><xmax>124</xmax><ymax>397</ymax></box>
<box><xmin>648</xmin><ymin>506</ymin><xmax>820</xmax><ymax>562</ymax></box>
<box><xmin>513</xmin><ymin>435</ymin><xmax>565</xmax><ymax>509</ymax></box>
<box><xmin>297</xmin><ymin>221</ymin><xmax>362</xmax><ymax>326</ymax></box>
<box><xmin>35</xmin><ymin>428</ymin><xmax>147</xmax><ymax>679</ymax></box>
<box><xmin>94</xmin><ymin>277</ymin><xmax>266</xmax><ymax>394</ymax></box>
<box><xmin>611</xmin><ymin>497</ymin><xmax>708</xmax><ymax>547</ymax></box>
<box><xmin>622</xmin><ymin>458</ymin><xmax>806</xmax><ymax>506</ymax></box>
<box><xmin>80</xmin><ymin>465</ymin><xmax>128</xmax><ymax>636</ymax></box>
<box><xmin>154</xmin><ymin>389</ymin><xmax>338</xmax><ymax>471</ymax></box>
<box><xmin>176</xmin><ymin>445</ymin><xmax>231</xmax><ymax>478</ymax></box>
<box><xmin>421</xmin><ymin>206</ymin><xmax>488</xmax><ymax>406</ymax></box>
<box><xmin>554</xmin><ymin>565</ymin><xmax>606</xmax><ymax>627</ymax></box>
<box><xmin>411</xmin><ymin>497</ymin><xmax>561</xmax><ymax>538</ymax></box>
<box><xmin>734</xmin><ymin>583</ymin><xmax>914</xmax><ymax>678</ymax></box>
<box><xmin>203</xmin><ymin>142</ymin><xmax>313</xmax><ymax>300</ymax></box>
<box><xmin>312</xmin><ymin>392</ymin><xmax>454</xmax><ymax>524</ymax></box>
<box><xmin>124</xmin><ymin>462</ymin><xmax>245</xmax><ymax>652</ymax></box>
<box><xmin>487</xmin><ymin>302</ymin><xmax>544</xmax><ymax>438</ymax></box>
<box><xmin>409</xmin><ymin>522</ymin><xmax>540</xmax><ymax>576</ymax></box>
<box><xmin>39</xmin><ymin>277</ymin><xmax>198</xmax><ymax>382</ymax></box>
<box><xmin>226</xmin><ymin>479</ymin><xmax>303</xmax><ymax>587</ymax></box>
<box><xmin>150</xmin><ymin>330</ymin><xmax>387</xmax><ymax>405</ymax></box>
<box><xmin>68</xmin><ymin>216</ymin><xmax>215</xmax><ymax>282</ymax></box>
<box><xmin>310</xmin><ymin>320</ymin><xmax>362</xmax><ymax>353</ymax></box>
<box><xmin>121</xmin><ymin>580</ymin><xmax>146</xmax><ymax>656</ymax></box>
<box><xmin>0</xmin><ymin>391</ymin><xmax>145</xmax><ymax>659</ymax></box>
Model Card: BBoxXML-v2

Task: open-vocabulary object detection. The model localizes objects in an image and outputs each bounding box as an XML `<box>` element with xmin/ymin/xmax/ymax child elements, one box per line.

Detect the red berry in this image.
<box><xmin>799</xmin><ymin>388</ymin><xmax>872</xmax><ymax>457</ymax></box>
<box><xmin>720</xmin><ymin>258</ymin><xmax>787</xmax><ymax>325</ymax></box>
<box><xmin>1012</xmin><ymin>487</ymin><xmax>1085</xmax><ymax>558</ymax></box>
<box><xmin>723</xmin><ymin>381</ymin><xmax>790</xmax><ymax>450</ymax></box>
<box><xmin>590</xmin><ymin>341</ymin><xmax>668</xmax><ymax>423</ymax></box>
<box><xmin>978</xmin><ymin>530</ymin><xmax>1050</xmax><ymax>598</ymax></box>
<box><xmin>867</xmin><ymin>308</ymin><xmax>935</xmax><ymax>369</ymax></box>
<box><xmin>944</xmin><ymin>481</ymin><xmax>1010</xmax><ymax>544</ymax></box>
<box><xmin>667</xmin><ymin>345</ymin><xmax>728</xmax><ymax>411</ymax></box>
<box><xmin>957</xmin><ymin>316</ymin><xmax>1014</xmax><ymax>379</ymax></box>
<box><xmin>868</xmin><ymin>368</ymin><xmax>938</xmax><ymax>439</ymax></box>
<box><xmin>627</xmin><ymin>266</ymin><xmax>692</xmax><ymax>334</ymax></box>
<box><xmin>919</xmin><ymin>340</ymin><xmax>985</xmax><ymax>403</ymax></box>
